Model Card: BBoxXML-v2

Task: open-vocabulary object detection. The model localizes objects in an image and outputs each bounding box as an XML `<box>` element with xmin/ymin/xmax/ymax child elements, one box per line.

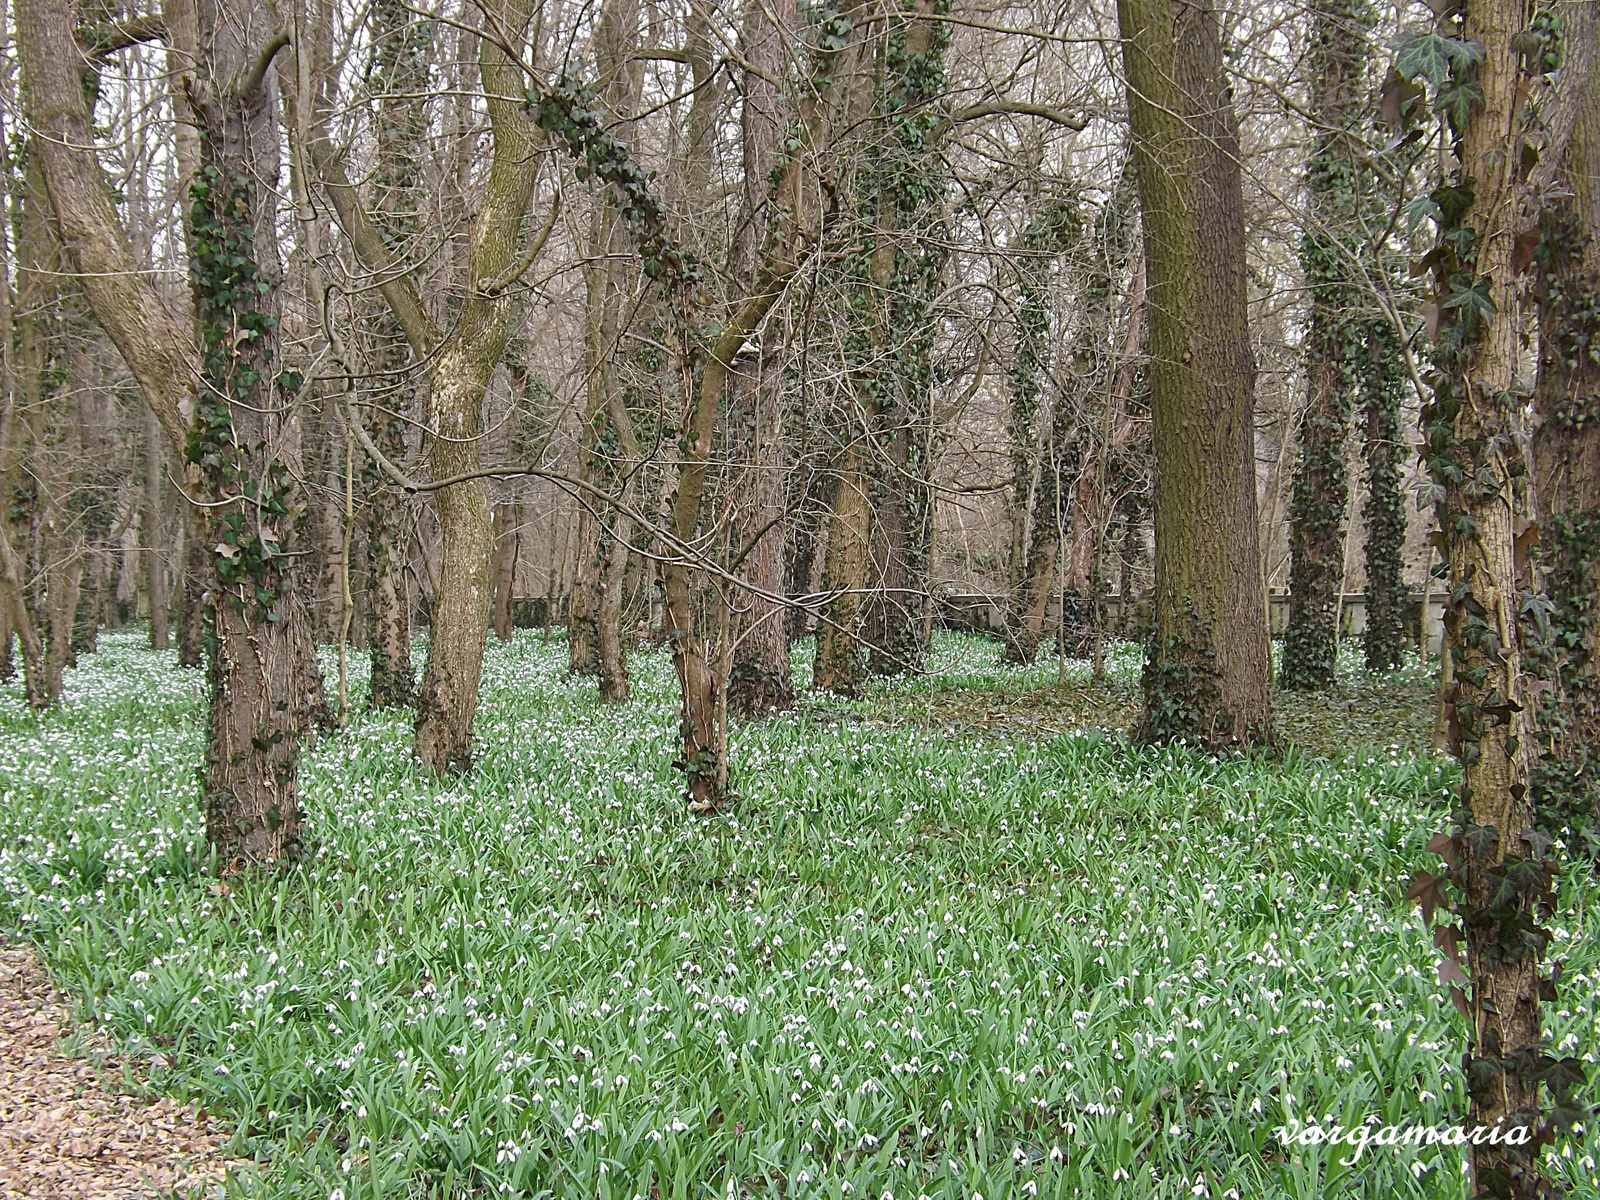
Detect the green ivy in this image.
<box><xmin>185</xmin><ymin>163</ymin><xmax>294</xmax><ymax>620</ymax></box>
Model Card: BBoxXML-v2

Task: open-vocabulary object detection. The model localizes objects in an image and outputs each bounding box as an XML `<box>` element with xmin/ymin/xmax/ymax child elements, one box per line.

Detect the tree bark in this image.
<box><xmin>1281</xmin><ymin>0</ymin><xmax>1374</xmax><ymax>690</ymax></box>
<box><xmin>814</xmin><ymin>425</ymin><xmax>875</xmax><ymax>694</ymax></box>
<box><xmin>1359</xmin><ymin>319</ymin><xmax>1409</xmax><ymax>671</ymax></box>
<box><xmin>1118</xmin><ymin>0</ymin><xmax>1272</xmax><ymax>747</ymax></box>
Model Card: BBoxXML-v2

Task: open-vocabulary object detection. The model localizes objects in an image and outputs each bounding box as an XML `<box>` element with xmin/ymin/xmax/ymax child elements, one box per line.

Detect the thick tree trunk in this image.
<box><xmin>358</xmin><ymin>0</ymin><xmax>425</xmax><ymax>707</ymax></box>
<box><xmin>1416</xmin><ymin>0</ymin><xmax>1574</xmax><ymax>1189</ymax></box>
<box><xmin>414</xmin><ymin>364</ymin><xmax>496</xmax><ymax>771</ymax></box>
<box><xmin>728</xmin><ymin>357</ymin><xmax>795</xmax><ymax>714</ymax></box>
<box><xmin>17</xmin><ymin>0</ymin><xmax>317</xmax><ymax>862</ymax></box>
<box><xmin>1118</xmin><ymin>0</ymin><xmax>1272</xmax><ymax>747</ymax></box>
<box><xmin>183</xmin><ymin>0</ymin><xmax>315</xmax><ymax>861</ymax></box>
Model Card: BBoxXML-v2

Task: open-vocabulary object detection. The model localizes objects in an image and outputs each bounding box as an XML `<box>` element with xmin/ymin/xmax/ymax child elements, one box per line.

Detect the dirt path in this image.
<box><xmin>0</xmin><ymin>942</ymin><xmax>239</xmax><ymax>1198</ymax></box>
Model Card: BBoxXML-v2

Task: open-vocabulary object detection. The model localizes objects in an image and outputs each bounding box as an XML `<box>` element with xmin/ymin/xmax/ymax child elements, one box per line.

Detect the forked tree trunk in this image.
<box><xmin>310</xmin><ymin>0</ymin><xmax>543</xmax><ymax>771</ymax></box>
<box><xmin>1118</xmin><ymin>0</ymin><xmax>1272</xmax><ymax>747</ymax></box>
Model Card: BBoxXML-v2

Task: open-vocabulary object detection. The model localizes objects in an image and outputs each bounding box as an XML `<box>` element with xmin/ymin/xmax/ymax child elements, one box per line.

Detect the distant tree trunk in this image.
<box><xmin>1282</xmin><ymin>0</ymin><xmax>1374</xmax><ymax>690</ymax></box>
<box><xmin>491</xmin><ymin>502</ymin><xmax>519</xmax><ymax>642</ymax></box>
<box><xmin>177</xmin><ymin>506</ymin><xmax>207</xmax><ymax>668</ymax></box>
<box><xmin>1002</xmin><ymin>195</ymin><xmax>1077</xmax><ymax>663</ymax></box>
<box><xmin>1530</xmin><ymin>0</ymin><xmax>1600</xmax><ymax>856</ymax></box>
<box><xmin>594</xmin><ymin>508</ymin><xmax>633</xmax><ymax>703</ymax></box>
<box><xmin>569</xmin><ymin>0</ymin><xmax>641</xmax><ymax>695</ymax></box>
<box><xmin>43</xmin><ymin>551</ymin><xmax>82</xmax><ymax>701</ymax></box>
<box><xmin>1120</xmin><ymin>0</ymin><xmax>1272</xmax><ymax>746</ymax></box>
<box><xmin>814</xmin><ymin>427</ymin><xmax>875</xmax><ymax>694</ymax></box>
<box><xmin>1358</xmin><ymin>319</ymin><xmax>1409</xmax><ymax>671</ymax></box>
<box><xmin>146</xmin><ymin>406</ymin><xmax>170</xmax><ymax>651</ymax></box>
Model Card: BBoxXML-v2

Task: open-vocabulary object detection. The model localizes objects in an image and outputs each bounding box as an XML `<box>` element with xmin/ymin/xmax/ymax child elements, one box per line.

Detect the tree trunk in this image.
<box><xmin>728</xmin><ymin>355</ymin><xmax>795</xmax><ymax>714</ymax></box>
<box><xmin>177</xmin><ymin>505</ymin><xmax>207</xmax><ymax>668</ymax></box>
<box><xmin>146</xmin><ymin>406</ymin><xmax>170</xmax><ymax>651</ymax></box>
<box><xmin>16</xmin><ymin>0</ymin><xmax>318</xmax><ymax>862</ymax></box>
<box><xmin>1118</xmin><ymin>0</ymin><xmax>1272</xmax><ymax>747</ymax></box>
<box><xmin>814</xmin><ymin>431</ymin><xmax>875</xmax><ymax>694</ymax></box>
<box><xmin>414</xmin><ymin>363</ymin><xmax>496</xmax><ymax>771</ymax></box>
<box><xmin>0</xmin><ymin>399</ymin><xmax>46</xmax><ymax>706</ymax></box>
<box><xmin>491</xmin><ymin>502</ymin><xmax>519</xmax><ymax>642</ymax></box>
<box><xmin>309</xmin><ymin>0</ymin><xmax>542</xmax><ymax>771</ymax></box>
<box><xmin>1530</xmin><ymin>4</ymin><xmax>1600</xmax><ymax>849</ymax></box>
<box><xmin>727</xmin><ymin>1</ymin><xmax>794</xmax><ymax>716</ymax></box>
<box><xmin>1412</xmin><ymin>0</ymin><xmax>1574</xmax><ymax>1188</ymax></box>
<box><xmin>1281</xmin><ymin>0</ymin><xmax>1374</xmax><ymax>690</ymax></box>
<box><xmin>1359</xmin><ymin>319</ymin><xmax>1409</xmax><ymax>671</ymax></box>
<box><xmin>42</xmin><ymin>538</ymin><xmax>82</xmax><ymax>703</ymax></box>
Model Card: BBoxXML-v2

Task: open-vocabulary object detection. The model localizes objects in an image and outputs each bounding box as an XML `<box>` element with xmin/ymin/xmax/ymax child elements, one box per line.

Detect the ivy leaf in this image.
<box><xmin>1436</xmin><ymin>77</ymin><xmax>1483</xmax><ymax>131</ymax></box>
<box><xmin>1395</xmin><ymin>31</ymin><xmax>1454</xmax><ymax>87</ymax></box>
<box><xmin>1438</xmin><ymin>957</ymin><xmax>1469</xmax><ymax>986</ymax></box>
<box><xmin>1403</xmin><ymin>195</ymin><xmax>1442</xmax><ymax>233</ymax></box>
<box><xmin>1407</xmin><ymin>870</ymin><xmax>1449</xmax><ymax>926</ymax></box>
<box><xmin>1443</xmin><ymin>275</ymin><xmax>1497</xmax><ymax>337</ymax></box>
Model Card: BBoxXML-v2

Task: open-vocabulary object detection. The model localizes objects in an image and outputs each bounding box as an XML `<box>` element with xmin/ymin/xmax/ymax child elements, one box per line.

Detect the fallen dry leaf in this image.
<box><xmin>0</xmin><ymin>940</ymin><xmax>244</xmax><ymax>1198</ymax></box>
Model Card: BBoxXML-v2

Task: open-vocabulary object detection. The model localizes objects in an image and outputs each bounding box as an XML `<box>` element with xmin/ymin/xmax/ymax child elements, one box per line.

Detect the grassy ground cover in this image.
<box><xmin>0</xmin><ymin>629</ymin><xmax>1595</xmax><ymax>1199</ymax></box>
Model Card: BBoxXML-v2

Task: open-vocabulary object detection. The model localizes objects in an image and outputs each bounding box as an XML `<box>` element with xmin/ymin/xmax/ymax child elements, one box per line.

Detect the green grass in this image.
<box><xmin>0</xmin><ymin>628</ymin><xmax>1595</xmax><ymax>1199</ymax></box>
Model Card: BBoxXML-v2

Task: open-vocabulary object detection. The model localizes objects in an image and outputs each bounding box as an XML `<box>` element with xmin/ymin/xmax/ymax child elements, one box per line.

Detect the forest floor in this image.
<box><xmin>0</xmin><ymin>940</ymin><xmax>236</xmax><ymax>1197</ymax></box>
<box><xmin>0</xmin><ymin>629</ymin><xmax>1593</xmax><ymax>1200</ymax></box>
